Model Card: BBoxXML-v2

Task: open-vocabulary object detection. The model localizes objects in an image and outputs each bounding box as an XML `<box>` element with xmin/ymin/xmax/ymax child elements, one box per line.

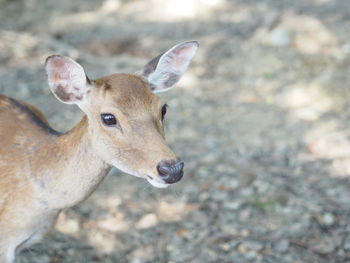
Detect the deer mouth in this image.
<box><xmin>146</xmin><ymin>177</ymin><xmax>169</xmax><ymax>188</ymax></box>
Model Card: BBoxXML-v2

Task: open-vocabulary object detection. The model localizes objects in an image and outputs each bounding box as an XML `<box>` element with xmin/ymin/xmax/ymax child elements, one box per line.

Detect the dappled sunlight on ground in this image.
<box><xmin>278</xmin><ymin>82</ymin><xmax>334</xmax><ymax>121</ymax></box>
<box><xmin>48</xmin><ymin>0</ymin><xmax>227</xmax><ymax>29</ymax></box>
<box><xmin>259</xmin><ymin>11</ymin><xmax>339</xmax><ymax>55</ymax></box>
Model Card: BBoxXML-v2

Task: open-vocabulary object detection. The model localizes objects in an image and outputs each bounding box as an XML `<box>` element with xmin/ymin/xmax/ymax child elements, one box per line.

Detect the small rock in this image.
<box><xmin>227</xmin><ymin>179</ymin><xmax>239</xmax><ymax>189</ymax></box>
<box><xmin>128</xmin><ymin>246</ymin><xmax>155</xmax><ymax>263</ymax></box>
<box><xmin>239</xmin><ymin>209</ymin><xmax>252</xmax><ymax>221</ymax></box>
<box><xmin>322</xmin><ymin>213</ymin><xmax>335</xmax><ymax>226</ymax></box>
<box><xmin>219</xmin><ymin>243</ymin><xmax>231</xmax><ymax>252</ymax></box>
<box><xmin>244</xmin><ymin>240</ymin><xmax>264</xmax><ymax>251</ymax></box>
<box><xmin>55</xmin><ymin>212</ymin><xmax>80</xmax><ymax>234</ymax></box>
<box><xmin>288</xmin><ymin>220</ymin><xmax>310</xmax><ymax>236</ymax></box>
<box><xmin>343</xmin><ymin>235</ymin><xmax>350</xmax><ymax>251</ymax></box>
<box><xmin>136</xmin><ymin>213</ymin><xmax>158</xmax><ymax>229</ymax></box>
<box><xmin>212</xmin><ymin>191</ymin><xmax>228</xmax><ymax>201</ymax></box>
<box><xmin>96</xmin><ymin>215</ymin><xmax>129</xmax><ymax>232</ymax></box>
<box><xmin>199</xmin><ymin>192</ymin><xmax>210</xmax><ymax>201</ymax></box>
<box><xmin>274</xmin><ymin>239</ymin><xmax>289</xmax><ymax>253</ymax></box>
<box><xmin>312</xmin><ymin>237</ymin><xmax>336</xmax><ymax>254</ymax></box>
<box><xmin>238</xmin><ymin>243</ymin><xmax>248</xmax><ymax>254</ymax></box>
<box><xmin>223</xmin><ymin>200</ymin><xmax>242</xmax><ymax>210</ymax></box>
<box><xmin>239</xmin><ymin>172</ymin><xmax>257</xmax><ymax>187</ymax></box>
<box><xmin>245</xmin><ymin>250</ymin><xmax>257</xmax><ymax>260</ymax></box>
<box><xmin>269</xmin><ymin>29</ymin><xmax>291</xmax><ymax>46</ymax></box>
<box><xmin>240</xmin><ymin>229</ymin><xmax>251</xmax><ymax>237</ymax></box>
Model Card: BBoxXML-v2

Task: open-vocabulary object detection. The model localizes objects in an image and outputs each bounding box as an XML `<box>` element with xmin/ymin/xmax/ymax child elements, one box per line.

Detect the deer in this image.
<box><xmin>0</xmin><ymin>41</ymin><xmax>199</xmax><ymax>263</ymax></box>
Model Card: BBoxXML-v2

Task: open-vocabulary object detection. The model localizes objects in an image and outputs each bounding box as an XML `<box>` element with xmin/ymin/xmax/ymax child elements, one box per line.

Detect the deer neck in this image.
<box><xmin>32</xmin><ymin>116</ymin><xmax>112</xmax><ymax>209</ymax></box>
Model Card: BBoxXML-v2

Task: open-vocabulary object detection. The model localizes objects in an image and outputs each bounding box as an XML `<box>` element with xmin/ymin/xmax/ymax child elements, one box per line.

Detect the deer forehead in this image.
<box><xmin>93</xmin><ymin>74</ymin><xmax>162</xmax><ymax>113</ymax></box>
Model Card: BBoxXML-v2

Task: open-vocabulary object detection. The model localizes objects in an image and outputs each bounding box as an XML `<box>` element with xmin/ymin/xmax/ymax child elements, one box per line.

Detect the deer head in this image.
<box><xmin>45</xmin><ymin>41</ymin><xmax>199</xmax><ymax>188</ymax></box>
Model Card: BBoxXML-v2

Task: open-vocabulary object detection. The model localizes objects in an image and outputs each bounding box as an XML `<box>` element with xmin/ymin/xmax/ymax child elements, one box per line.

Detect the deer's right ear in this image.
<box><xmin>45</xmin><ymin>55</ymin><xmax>91</xmax><ymax>105</ymax></box>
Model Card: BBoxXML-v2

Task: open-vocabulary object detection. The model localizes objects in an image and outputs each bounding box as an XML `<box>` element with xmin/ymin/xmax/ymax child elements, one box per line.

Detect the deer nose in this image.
<box><xmin>157</xmin><ymin>160</ymin><xmax>184</xmax><ymax>184</ymax></box>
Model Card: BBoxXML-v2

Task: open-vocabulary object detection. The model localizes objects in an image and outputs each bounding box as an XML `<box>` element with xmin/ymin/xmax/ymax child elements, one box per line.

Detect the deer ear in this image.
<box><xmin>45</xmin><ymin>55</ymin><xmax>91</xmax><ymax>105</ymax></box>
<box><xmin>141</xmin><ymin>41</ymin><xmax>199</xmax><ymax>93</ymax></box>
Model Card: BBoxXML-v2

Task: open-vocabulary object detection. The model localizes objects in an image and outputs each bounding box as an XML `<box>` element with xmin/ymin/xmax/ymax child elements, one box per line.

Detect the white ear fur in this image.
<box><xmin>45</xmin><ymin>55</ymin><xmax>91</xmax><ymax>105</ymax></box>
<box><xmin>142</xmin><ymin>41</ymin><xmax>199</xmax><ymax>93</ymax></box>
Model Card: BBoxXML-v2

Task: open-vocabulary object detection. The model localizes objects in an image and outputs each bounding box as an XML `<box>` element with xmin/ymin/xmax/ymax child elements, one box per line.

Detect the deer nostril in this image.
<box><xmin>157</xmin><ymin>163</ymin><xmax>172</xmax><ymax>177</ymax></box>
<box><xmin>176</xmin><ymin>161</ymin><xmax>184</xmax><ymax>172</ymax></box>
<box><xmin>157</xmin><ymin>160</ymin><xmax>184</xmax><ymax>184</ymax></box>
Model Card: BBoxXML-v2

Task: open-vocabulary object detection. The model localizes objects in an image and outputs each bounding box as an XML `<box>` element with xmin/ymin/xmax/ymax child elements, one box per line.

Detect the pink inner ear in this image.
<box><xmin>46</xmin><ymin>55</ymin><xmax>89</xmax><ymax>104</ymax></box>
<box><xmin>170</xmin><ymin>44</ymin><xmax>197</xmax><ymax>70</ymax></box>
<box><xmin>49</xmin><ymin>58</ymin><xmax>73</xmax><ymax>82</ymax></box>
<box><xmin>173</xmin><ymin>44</ymin><xmax>194</xmax><ymax>56</ymax></box>
<box><xmin>174</xmin><ymin>56</ymin><xmax>186</xmax><ymax>68</ymax></box>
<box><xmin>53</xmin><ymin>71</ymin><xmax>69</xmax><ymax>82</ymax></box>
<box><xmin>51</xmin><ymin>57</ymin><xmax>66</xmax><ymax>67</ymax></box>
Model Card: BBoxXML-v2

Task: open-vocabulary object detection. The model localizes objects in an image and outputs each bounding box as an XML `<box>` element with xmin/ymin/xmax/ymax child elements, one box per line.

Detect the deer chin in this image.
<box><xmin>146</xmin><ymin>177</ymin><xmax>169</xmax><ymax>188</ymax></box>
<box><xmin>114</xmin><ymin>165</ymin><xmax>169</xmax><ymax>188</ymax></box>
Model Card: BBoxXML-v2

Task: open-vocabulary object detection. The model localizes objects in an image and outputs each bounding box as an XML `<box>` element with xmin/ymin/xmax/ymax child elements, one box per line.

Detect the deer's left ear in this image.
<box><xmin>141</xmin><ymin>41</ymin><xmax>199</xmax><ymax>93</ymax></box>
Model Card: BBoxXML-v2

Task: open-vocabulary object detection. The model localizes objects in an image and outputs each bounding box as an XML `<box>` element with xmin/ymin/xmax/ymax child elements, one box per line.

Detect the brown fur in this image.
<box><xmin>20</xmin><ymin>101</ymin><xmax>49</xmax><ymax>125</ymax></box>
<box><xmin>0</xmin><ymin>74</ymin><xmax>176</xmax><ymax>263</ymax></box>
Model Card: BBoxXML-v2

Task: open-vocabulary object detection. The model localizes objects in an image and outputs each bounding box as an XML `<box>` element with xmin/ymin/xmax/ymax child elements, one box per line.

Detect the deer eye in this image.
<box><xmin>161</xmin><ymin>104</ymin><xmax>167</xmax><ymax>121</ymax></box>
<box><xmin>101</xmin><ymin>113</ymin><xmax>117</xmax><ymax>126</ymax></box>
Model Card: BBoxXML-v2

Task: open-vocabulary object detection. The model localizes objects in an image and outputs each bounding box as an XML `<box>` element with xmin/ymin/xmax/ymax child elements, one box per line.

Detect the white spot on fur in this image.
<box><xmin>146</xmin><ymin>177</ymin><xmax>169</xmax><ymax>188</ymax></box>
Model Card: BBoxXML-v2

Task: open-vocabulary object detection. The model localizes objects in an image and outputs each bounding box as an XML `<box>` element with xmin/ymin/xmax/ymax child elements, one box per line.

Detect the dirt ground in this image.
<box><xmin>1</xmin><ymin>0</ymin><xmax>350</xmax><ymax>262</ymax></box>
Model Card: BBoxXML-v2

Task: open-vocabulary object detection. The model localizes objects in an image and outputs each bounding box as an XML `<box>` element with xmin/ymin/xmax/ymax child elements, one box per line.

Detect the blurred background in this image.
<box><xmin>1</xmin><ymin>0</ymin><xmax>350</xmax><ymax>262</ymax></box>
